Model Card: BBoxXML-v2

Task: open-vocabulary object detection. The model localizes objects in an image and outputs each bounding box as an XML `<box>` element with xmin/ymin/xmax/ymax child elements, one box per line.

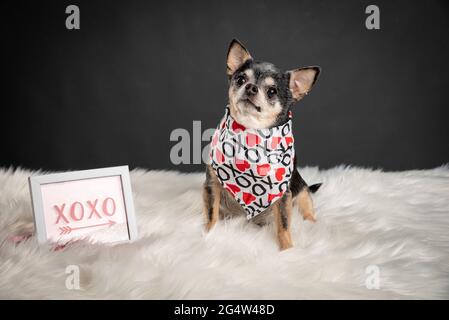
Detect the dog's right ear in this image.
<box><xmin>226</xmin><ymin>39</ymin><xmax>252</xmax><ymax>76</ymax></box>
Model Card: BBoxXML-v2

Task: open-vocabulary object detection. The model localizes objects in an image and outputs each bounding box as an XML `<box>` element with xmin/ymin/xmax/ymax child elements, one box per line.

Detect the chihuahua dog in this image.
<box><xmin>203</xmin><ymin>39</ymin><xmax>321</xmax><ymax>250</ymax></box>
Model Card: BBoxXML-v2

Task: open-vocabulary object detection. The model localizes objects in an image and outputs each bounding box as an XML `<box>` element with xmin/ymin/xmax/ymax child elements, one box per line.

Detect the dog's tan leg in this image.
<box><xmin>273</xmin><ymin>191</ymin><xmax>293</xmax><ymax>250</ymax></box>
<box><xmin>297</xmin><ymin>188</ymin><xmax>316</xmax><ymax>222</ymax></box>
<box><xmin>203</xmin><ymin>167</ymin><xmax>221</xmax><ymax>232</ymax></box>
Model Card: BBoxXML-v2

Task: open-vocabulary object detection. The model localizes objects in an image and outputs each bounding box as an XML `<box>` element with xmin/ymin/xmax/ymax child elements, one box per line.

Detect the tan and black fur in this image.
<box><xmin>203</xmin><ymin>39</ymin><xmax>321</xmax><ymax>250</ymax></box>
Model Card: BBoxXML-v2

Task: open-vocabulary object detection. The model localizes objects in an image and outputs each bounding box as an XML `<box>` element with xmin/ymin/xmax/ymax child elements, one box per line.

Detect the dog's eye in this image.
<box><xmin>267</xmin><ymin>87</ymin><xmax>277</xmax><ymax>98</ymax></box>
<box><xmin>236</xmin><ymin>75</ymin><xmax>246</xmax><ymax>87</ymax></box>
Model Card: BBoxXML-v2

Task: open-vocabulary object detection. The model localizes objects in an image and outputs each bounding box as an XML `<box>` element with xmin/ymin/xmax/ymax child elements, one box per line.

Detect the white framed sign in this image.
<box><xmin>29</xmin><ymin>166</ymin><xmax>138</xmax><ymax>245</ymax></box>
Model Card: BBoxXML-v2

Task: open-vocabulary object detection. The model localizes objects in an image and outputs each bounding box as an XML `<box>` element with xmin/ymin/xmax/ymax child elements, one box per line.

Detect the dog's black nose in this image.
<box><xmin>245</xmin><ymin>83</ymin><xmax>258</xmax><ymax>96</ymax></box>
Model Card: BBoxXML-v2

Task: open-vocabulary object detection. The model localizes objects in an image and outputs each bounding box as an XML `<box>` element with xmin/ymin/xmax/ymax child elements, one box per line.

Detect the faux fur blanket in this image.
<box><xmin>0</xmin><ymin>166</ymin><xmax>448</xmax><ymax>299</ymax></box>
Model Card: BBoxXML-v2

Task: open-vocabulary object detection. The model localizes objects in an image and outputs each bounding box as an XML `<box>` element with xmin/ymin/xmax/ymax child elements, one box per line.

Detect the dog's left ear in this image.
<box><xmin>287</xmin><ymin>66</ymin><xmax>321</xmax><ymax>101</ymax></box>
<box><xmin>227</xmin><ymin>39</ymin><xmax>252</xmax><ymax>76</ymax></box>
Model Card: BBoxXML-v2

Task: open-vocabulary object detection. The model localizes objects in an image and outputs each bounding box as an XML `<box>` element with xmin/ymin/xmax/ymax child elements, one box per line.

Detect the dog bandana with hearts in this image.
<box><xmin>209</xmin><ymin>106</ymin><xmax>295</xmax><ymax>220</ymax></box>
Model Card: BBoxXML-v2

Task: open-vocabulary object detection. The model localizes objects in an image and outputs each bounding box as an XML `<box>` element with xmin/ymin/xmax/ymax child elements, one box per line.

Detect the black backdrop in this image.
<box><xmin>2</xmin><ymin>0</ymin><xmax>449</xmax><ymax>172</ymax></box>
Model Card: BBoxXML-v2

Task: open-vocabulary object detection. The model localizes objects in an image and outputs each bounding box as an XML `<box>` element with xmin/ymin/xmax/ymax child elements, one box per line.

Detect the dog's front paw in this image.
<box><xmin>205</xmin><ymin>221</ymin><xmax>216</xmax><ymax>232</ymax></box>
<box><xmin>279</xmin><ymin>242</ymin><xmax>293</xmax><ymax>251</ymax></box>
<box><xmin>278</xmin><ymin>231</ymin><xmax>293</xmax><ymax>251</ymax></box>
<box><xmin>303</xmin><ymin>212</ymin><xmax>317</xmax><ymax>222</ymax></box>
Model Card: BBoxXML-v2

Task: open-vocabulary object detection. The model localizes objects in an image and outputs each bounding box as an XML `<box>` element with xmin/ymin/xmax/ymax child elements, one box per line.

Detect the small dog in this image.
<box><xmin>203</xmin><ymin>39</ymin><xmax>321</xmax><ymax>250</ymax></box>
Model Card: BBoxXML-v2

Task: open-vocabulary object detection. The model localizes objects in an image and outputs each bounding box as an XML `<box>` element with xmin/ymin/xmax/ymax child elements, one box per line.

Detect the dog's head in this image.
<box><xmin>226</xmin><ymin>39</ymin><xmax>320</xmax><ymax>129</ymax></box>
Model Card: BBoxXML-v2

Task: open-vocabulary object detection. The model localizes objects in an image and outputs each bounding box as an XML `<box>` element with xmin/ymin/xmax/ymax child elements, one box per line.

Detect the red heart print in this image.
<box><xmin>285</xmin><ymin>136</ymin><xmax>294</xmax><ymax>146</ymax></box>
<box><xmin>242</xmin><ymin>192</ymin><xmax>256</xmax><ymax>205</ymax></box>
<box><xmin>246</xmin><ymin>133</ymin><xmax>261</xmax><ymax>147</ymax></box>
<box><xmin>216</xmin><ymin>149</ymin><xmax>225</xmax><ymax>164</ymax></box>
<box><xmin>226</xmin><ymin>183</ymin><xmax>241</xmax><ymax>195</ymax></box>
<box><xmin>271</xmin><ymin>136</ymin><xmax>282</xmax><ymax>149</ymax></box>
<box><xmin>257</xmin><ymin>164</ymin><xmax>271</xmax><ymax>176</ymax></box>
<box><xmin>232</xmin><ymin>121</ymin><xmax>246</xmax><ymax>132</ymax></box>
<box><xmin>268</xmin><ymin>192</ymin><xmax>283</xmax><ymax>202</ymax></box>
<box><xmin>235</xmin><ymin>158</ymin><xmax>250</xmax><ymax>172</ymax></box>
<box><xmin>275</xmin><ymin>167</ymin><xmax>286</xmax><ymax>181</ymax></box>
<box><xmin>211</xmin><ymin>134</ymin><xmax>218</xmax><ymax>147</ymax></box>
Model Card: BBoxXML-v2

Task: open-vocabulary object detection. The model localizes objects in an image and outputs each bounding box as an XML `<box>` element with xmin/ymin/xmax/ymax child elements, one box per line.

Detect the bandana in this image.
<box><xmin>209</xmin><ymin>107</ymin><xmax>295</xmax><ymax>220</ymax></box>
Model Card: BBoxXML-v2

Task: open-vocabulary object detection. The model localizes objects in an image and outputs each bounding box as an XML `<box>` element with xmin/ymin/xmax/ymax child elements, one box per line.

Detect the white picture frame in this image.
<box><xmin>28</xmin><ymin>165</ymin><xmax>138</xmax><ymax>245</ymax></box>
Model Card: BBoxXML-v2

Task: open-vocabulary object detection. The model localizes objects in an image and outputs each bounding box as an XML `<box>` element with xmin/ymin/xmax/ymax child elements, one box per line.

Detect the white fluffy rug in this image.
<box><xmin>0</xmin><ymin>166</ymin><xmax>448</xmax><ymax>299</ymax></box>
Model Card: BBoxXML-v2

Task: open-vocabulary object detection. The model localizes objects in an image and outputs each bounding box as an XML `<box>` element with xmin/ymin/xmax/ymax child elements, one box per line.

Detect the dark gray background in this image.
<box><xmin>2</xmin><ymin>0</ymin><xmax>449</xmax><ymax>172</ymax></box>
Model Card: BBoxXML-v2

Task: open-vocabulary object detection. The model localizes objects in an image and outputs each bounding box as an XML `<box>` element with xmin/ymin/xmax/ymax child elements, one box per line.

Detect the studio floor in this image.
<box><xmin>1</xmin><ymin>166</ymin><xmax>448</xmax><ymax>299</ymax></box>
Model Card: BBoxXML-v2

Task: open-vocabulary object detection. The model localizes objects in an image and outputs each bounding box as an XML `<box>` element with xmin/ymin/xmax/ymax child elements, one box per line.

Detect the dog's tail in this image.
<box><xmin>308</xmin><ymin>183</ymin><xmax>322</xmax><ymax>193</ymax></box>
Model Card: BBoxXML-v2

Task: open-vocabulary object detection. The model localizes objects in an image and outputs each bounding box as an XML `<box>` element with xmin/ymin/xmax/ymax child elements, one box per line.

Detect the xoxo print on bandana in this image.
<box><xmin>209</xmin><ymin>107</ymin><xmax>295</xmax><ymax>219</ymax></box>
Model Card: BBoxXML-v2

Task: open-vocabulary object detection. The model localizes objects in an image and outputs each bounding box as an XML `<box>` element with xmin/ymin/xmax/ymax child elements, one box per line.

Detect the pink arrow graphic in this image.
<box><xmin>59</xmin><ymin>220</ymin><xmax>116</xmax><ymax>235</ymax></box>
